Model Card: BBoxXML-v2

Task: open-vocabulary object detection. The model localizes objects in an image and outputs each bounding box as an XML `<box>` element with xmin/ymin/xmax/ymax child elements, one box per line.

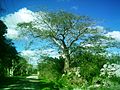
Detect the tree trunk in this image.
<box><xmin>63</xmin><ymin>48</ymin><xmax>70</xmax><ymax>73</ymax></box>
<box><xmin>6</xmin><ymin>68</ymin><xmax>10</xmax><ymax>77</ymax></box>
<box><xmin>10</xmin><ymin>67</ymin><xmax>14</xmax><ymax>77</ymax></box>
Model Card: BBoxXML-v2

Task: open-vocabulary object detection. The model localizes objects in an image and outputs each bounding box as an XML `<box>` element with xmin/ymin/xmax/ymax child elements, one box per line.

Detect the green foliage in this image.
<box><xmin>89</xmin><ymin>77</ymin><xmax>120</xmax><ymax>90</ymax></box>
<box><xmin>38</xmin><ymin>56</ymin><xmax>64</xmax><ymax>82</ymax></box>
<box><xmin>70</xmin><ymin>51</ymin><xmax>107</xmax><ymax>83</ymax></box>
<box><xmin>55</xmin><ymin>70</ymin><xmax>87</xmax><ymax>89</ymax></box>
<box><xmin>108</xmin><ymin>54</ymin><xmax>120</xmax><ymax>64</ymax></box>
<box><xmin>0</xmin><ymin>20</ymin><xmax>33</xmax><ymax>77</ymax></box>
<box><xmin>13</xmin><ymin>56</ymin><xmax>33</xmax><ymax>76</ymax></box>
<box><xmin>0</xmin><ymin>20</ymin><xmax>18</xmax><ymax>77</ymax></box>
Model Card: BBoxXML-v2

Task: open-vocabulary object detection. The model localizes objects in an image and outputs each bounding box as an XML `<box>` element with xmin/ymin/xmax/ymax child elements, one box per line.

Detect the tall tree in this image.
<box><xmin>0</xmin><ymin>20</ymin><xmax>18</xmax><ymax>77</ymax></box>
<box><xmin>18</xmin><ymin>11</ymin><xmax>108</xmax><ymax>73</ymax></box>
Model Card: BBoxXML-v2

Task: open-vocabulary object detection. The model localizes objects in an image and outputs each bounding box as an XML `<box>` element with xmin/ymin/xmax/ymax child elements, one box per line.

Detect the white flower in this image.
<box><xmin>100</xmin><ymin>63</ymin><xmax>120</xmax><ymax>77</ymax></box>
<box><xmin>103</xmin><ymin>64</ymin><xmax>108</xmax><ymax>68</ymax></box>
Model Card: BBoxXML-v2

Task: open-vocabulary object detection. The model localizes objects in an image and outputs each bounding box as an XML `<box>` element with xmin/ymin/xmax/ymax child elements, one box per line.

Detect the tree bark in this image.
<box><xmin>63</xmin><ymin>48</ymin><xmax>70</xmax><ymax>73</ymax></box>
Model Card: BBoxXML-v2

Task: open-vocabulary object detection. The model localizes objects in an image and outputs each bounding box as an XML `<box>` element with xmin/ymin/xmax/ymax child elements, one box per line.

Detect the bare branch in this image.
<box><xmin>69</xmin><ymin>28</ymin><xmax>88</xmax><ymax>47</ymax></box>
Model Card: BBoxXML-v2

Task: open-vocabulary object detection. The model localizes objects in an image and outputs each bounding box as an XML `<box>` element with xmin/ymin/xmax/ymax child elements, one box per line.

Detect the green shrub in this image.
<box><xmin>38</xmin><ymin>56</ymin><xmax>64</xmax><ymax>82</ymax></box>
<box><xmin>71</xmin><ymin>52</ymin><xmax>107</xmax><ymax>83</ymax></box>
<box><xmin>54</xmin><ymin>67</ymin><xmax>88</xmax><ymax>89</ymax></box>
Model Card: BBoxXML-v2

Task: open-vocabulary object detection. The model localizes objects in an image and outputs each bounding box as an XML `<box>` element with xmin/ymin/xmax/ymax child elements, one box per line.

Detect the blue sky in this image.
<box><xmin>2</xmin><ymin>0</ymin><xmax>120</xmax><ymax>31</ymax></box>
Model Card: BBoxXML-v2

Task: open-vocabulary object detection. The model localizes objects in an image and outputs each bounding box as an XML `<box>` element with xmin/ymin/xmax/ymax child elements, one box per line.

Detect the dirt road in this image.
<box><xmin>0</xmin><ymin>75</ymin><xmax>56</xmax><ymax>90</ymax></box>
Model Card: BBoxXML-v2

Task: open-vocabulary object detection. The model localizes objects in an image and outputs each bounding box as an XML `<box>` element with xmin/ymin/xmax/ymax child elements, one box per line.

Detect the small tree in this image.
<box><xmin>18</xmin><ymin>11</ymin><xmax>108</xmax><ymax>73</ymax></box>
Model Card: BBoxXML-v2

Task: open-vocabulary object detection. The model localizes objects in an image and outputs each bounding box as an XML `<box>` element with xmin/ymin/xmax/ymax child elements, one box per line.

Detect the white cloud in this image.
<box><xmin>21</xmin><ymin>50</ymin><xmax>39</xmax><ymax>65</ymax></box>
<box><xmin>42</xmin><ymin>49</ymin><xmax>60</xmax><ymax>58</ymax></box>
<box><xmin>83</xmin><ymin>44</ymin><xmax>93</xmax><ymax>47</ymax></box>
<box><xmin>1</xmin><ymin>8</ymin><xmax>34</xmax><ymax>27</ymax></box>
<box><xmin>21</xmin><ymin>50</ymin><xmax>36</xmax><ymax>57</ymax></box>
<box><xmin>94</xmin><ymin>26</ymin><xmax>104</xmax><ymax>31</ymax></box>
<box><xmin>5</xmin><ymin>28</ymin><xmax>19</xmax><ymax>39</ymax></box>
<box><xmin>106</xmin><ymin>31</ymin><xmax>120</xmax><ymax>41</ymax></box>
<box><xmin>21</xmin><ymin>49</ymin><xmax>60</xmax><ymax>65</ymax></box>
<box><xmin>21</xmin><ymin>49</ymin><xmax>59</xmax><ymax>58</ymax></box>
<box><xmin>88</xmin><ymin>25</ymin><xmax>105</xmax><ymax>33</ymax></box>
<box><xmin>40</xmin><ymin>49</ymin><xmax>60</xmax><ymax>58</ymax></box>
<box><xmin>1</xmin><ymin>8</ymin><xmax>35</xmax><ymax>39</ymax></box>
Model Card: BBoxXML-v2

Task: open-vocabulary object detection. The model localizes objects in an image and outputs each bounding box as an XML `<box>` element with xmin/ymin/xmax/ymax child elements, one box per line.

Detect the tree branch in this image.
<box><xmin>69</xmin><ymin>28</ymin><xmax>88</xmax><ymax>47</ymax></box>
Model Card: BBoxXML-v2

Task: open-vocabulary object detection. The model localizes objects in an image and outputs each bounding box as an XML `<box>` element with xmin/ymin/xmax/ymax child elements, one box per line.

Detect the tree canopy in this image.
<box><xmin>18</xmin><ymin>11</ymin><xmax>110</xmax><ymax>73</ymax></box>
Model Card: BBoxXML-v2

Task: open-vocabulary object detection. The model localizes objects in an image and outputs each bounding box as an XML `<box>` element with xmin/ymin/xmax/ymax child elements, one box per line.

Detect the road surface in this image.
<box><xmin>0</xmin><ymin>75</ymin><xmax>56</xmax><ymax>90</ymax></box>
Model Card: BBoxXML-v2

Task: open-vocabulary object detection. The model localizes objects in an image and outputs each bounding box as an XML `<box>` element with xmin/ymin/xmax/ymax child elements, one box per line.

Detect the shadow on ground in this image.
<box><xmin>0</xmin><ymin>76</ymin><xmax>57</xmax><ymax>90</ymax></box>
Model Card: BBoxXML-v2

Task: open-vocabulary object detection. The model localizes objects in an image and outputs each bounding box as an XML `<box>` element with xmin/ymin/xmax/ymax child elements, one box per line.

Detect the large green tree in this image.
<box><xmin>0</xmin><ymin>20</ymin><xmax>18</xmax><ymax>77</ymax></box>
<box><xmin>18</xmin><ymin>11</ymin><xmax>109</xmax><ymax>73</ymax></box>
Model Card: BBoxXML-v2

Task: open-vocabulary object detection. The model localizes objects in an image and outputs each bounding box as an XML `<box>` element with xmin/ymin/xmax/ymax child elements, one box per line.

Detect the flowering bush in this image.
<box><xmin>56</xmin><ymin>67</ymin><xmax>87</xmax><ymax>89</ymax></box>
<box><xmin>100</xmin><ymin>63</ymin><xmax>120</xmax><ymax>77</ymax></box>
